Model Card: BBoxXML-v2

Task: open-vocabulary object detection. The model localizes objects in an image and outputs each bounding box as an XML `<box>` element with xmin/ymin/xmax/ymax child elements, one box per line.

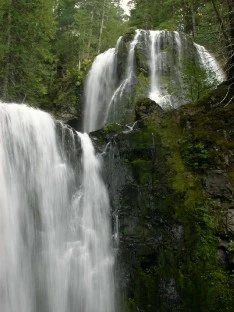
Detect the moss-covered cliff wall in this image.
<box><xmin>93</xmin><ymin>83</ymin><xmax>234</xmax><ymax>312</ymax></box>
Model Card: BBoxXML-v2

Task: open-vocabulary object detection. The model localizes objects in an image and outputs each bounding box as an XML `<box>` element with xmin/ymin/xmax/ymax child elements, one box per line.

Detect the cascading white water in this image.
<box><xmin>83</xmin><ymin>31</ymin><xmax>142</xmax><ymax>132</ymax></box>
<box><xmin>194</xmin><ymin>43</ymin><xmax>225</xmax><ymax>83</ymax></box>
<box><xmin>83</xmin><ymin>48</ymin><xmax>116</xmax><ymax>133</ymax></box>
<box><xmin>0</xmin><ymin>103</ymin><xmax>72</xmax><ymax>312</ymax></box>
<box><xmin>107</xmin><ymin>30</ymin><xmax>141</xmax><ymax>120</ymax></box>
<box><xmin>0</xmin><ymin>102</ymin><xmax>115</xmax><ymax>312</ymax></box>
<box><xmin>83</xmin><ymin>29</ymin><xmax>225</xmax><ymax>131</ymax></box>
<box><xmin>148</xmin><ymin>30</ymin><xmax>184</xmax><ymax>107</ymax></box>
<box><xmin>112</xmin><ymin>30</ymin><xmax>141</xmax><ymax>99</ymax></box>
<box><xmin>76</xmin><ymin>133</ymin><xmax>115</xmax><ymax>312</ymax></box>
<box><xmin>148</xmin><ymin>30</ymin><xmax>165</xmax><ymax>104</ymax></box>
<box><xmin>83</xmin><ymin>36</ymin><xmax>123</xmax><ymax>133</ymax></box>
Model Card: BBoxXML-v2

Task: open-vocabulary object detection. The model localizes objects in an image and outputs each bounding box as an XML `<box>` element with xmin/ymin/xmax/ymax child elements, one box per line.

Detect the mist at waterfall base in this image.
<box><xmin>83</xmin><ymin>29</ymin><xmax>224</xmax><ymax>133</ymax></box>
<box><xmin>0</xmin><ymin>103</ymin><xmax>115</xmax><ymax>312</ymax></box>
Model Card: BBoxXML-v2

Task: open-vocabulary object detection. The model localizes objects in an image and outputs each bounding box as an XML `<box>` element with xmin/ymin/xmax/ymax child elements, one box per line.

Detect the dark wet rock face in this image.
<box><xmin>66</xmin><ymin>117</ymin><xmax>82</xmax><ymax>132</ymax></box>
<box><xmin>97</xmin><ymin>128</ymin><xmax>182</xmax><ymax>312</ymax></box>
<box><xmin>135</xmin><ymin>97</ymin><xmax>163</xmax><ymax>120</ymax></box>
<box><xmin>92</xmin><ymin>83</ymin><xmax>234</xmax><ymax>312</ymax></box>
<box><xmin>204</xmin><ymin>170</ymin><xmax>234</xmax><ymax>201</ymax></box>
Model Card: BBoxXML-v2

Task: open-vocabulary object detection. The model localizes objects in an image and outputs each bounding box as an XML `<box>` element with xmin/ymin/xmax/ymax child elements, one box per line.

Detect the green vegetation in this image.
<box><xmin>179</xmin><ymin>140</ymin><xmax>209</xmax><ymax>172</ymax></box>
<box><xmin>130</xmin><ymin>0</ymin><xmax>234</xmax><ymax>83</ymax></box>
<box><xmin>180</xmin><ymin>61</ymin><xmax>219</xmax><ymax>102</ymax></box>
<box><xmin>0</xmin><ymin>0</ymin><xmax>233</xmax><ymax>114</ymax></box>
<box><xmin>117</xmin><ymin>88</ymin><xmax>234</xmax><ymax>311</ymax></box>
<box><xmin>0</xmin><ymin>0</ymin><xmax>233</xmax><ymax>310</ymax></box>
<box><xmin>0</xmin><ymin>0</ymin><xmax>127</xmax><ymax>113</ymax></box>
<box><xmin>129</xmin><ymin>0</ymin><xmax>229</xmax><ymax>48</ymax></box>
<box><xmin>0</xmin><ymin>0</ymin><xmax>56</xmax><ymax>104</ymax></box>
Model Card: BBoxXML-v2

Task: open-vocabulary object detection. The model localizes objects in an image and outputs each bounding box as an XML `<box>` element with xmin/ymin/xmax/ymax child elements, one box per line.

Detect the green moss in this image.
<box><xmin>123</xmin><ymin>27</ymin><xmax>137</xmax><ymax>43</ymax></box>
<box><xmin>93</xmin><ymin>122</ymin><xmax>125</xmax><ymax>145</ymax></box>
<box><xmin>227</xmin><ymin>165</ymin><xmax>234</xmax><ymax>183</ymax></box>
<box><xmin>179</xmin><ymin>140</ymin><xmax>209</xmax><ymax>172</ymax></box>
<box><xmin>158</xmin><ymin>102</ymin><xmax>234</xmax><ymax>311</ymax></box>
<box><xmin>102</xmin><ymin>122</ymin><xmax>124</xmax><ymax>133</ymax></box>
<box><xmin>135</xmin><ymin>72</ymin><xmax>149</xmax><ymax>97</ymax></box>
<box><xmin>107</xmin><ymin>84</ymin><xmax>234</xmax><ymax>311</ymax></box>
<box><xmin>122</xmin><ymin>298</ymin><xmax>137</xmax><ymax>312</ymax></box>
<box><xmin>130</xmin><ymin>159</ymin><xmax>152</xmax><ymax>185</ymax></box>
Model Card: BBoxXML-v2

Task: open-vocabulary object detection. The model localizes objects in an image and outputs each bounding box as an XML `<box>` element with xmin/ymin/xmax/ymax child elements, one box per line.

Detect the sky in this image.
<box><xmin>120</xmin><ymin>0</ymin><xmax>132</xmax><ymax>16</ymax></box>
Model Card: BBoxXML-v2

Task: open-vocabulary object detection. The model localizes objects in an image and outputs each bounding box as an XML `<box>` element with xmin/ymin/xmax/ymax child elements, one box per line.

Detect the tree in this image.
<box><xmin>0</xmin><ymin>0</ymin><xmax>127</xmax><ymax>110</ymax></box>
<box><xmin>50</xmin><ymin>0</ymin><xmax>127</xmax><ymax>114</ymax></box>
<box><xmin>226</xmin><ymin>0</ymin><xmax>234</xmax><ymax>83</ymax></box>
<box><xmin>129</xmin><ymin>0</ymin><xmax>234</xmax><ymax>84</ymax></box>
<box><xmin>210</xmin><ymin>0</ymin><xmax>234</xmax><ymax>83</ymax></box>
<box><xmin>0</xmin><ymin>0</ymin><xmax>56</xmax><ymax>104</ymax></box>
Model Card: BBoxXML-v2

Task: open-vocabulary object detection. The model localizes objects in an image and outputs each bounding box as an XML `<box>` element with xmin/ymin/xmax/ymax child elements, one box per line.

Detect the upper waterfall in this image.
<box><xmin>83</xmin><ymin>48</ymin><xmax>116</xmax><ymax>133</ymax></box>
<box><xmin>0</xmin><ymin>102</ymin><xmax>115</xmax><ymax>312</ymax></box>
<box><xmin>83</xmin><ymin>36</ymin><xmax>123</xmax><ymax>133</ymax></box>
<box><xmin>83</xmin><ymin>29</ymin><xmax>225</xmax><ymax>132</ymax></box>
<box><xmin>148</xmin><ymin>30</ymin><xmax>185</xmax><ymax>106</ymax></box>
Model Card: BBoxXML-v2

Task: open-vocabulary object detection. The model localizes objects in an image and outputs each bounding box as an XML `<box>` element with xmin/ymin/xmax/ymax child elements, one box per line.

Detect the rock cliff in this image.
<box><xmin>92</xmin><ymin>82</ymin><xmax>234</xmax><ymax>311</ymax></box>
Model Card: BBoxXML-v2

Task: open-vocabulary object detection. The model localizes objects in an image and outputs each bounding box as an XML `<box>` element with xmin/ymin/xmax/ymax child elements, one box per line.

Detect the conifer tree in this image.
<box><xmin>0</xmin><ymin>0</ymin><xmax>56</xmax><ymax>104</ymax></box>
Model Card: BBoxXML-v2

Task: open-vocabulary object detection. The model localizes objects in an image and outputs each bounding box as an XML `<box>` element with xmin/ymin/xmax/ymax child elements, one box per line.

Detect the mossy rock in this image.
<box><xmin>95</xmin><ymin>83</ymin><xmax>234</xmax><ymax>312</ymax></box>
<box><xmin>135</xmin><ymin>97</ymin><xmax>163</xmax><ymax>120</ymax></box>
<box><xmin>123</xmin><ymin>27</ymin><xmax>137</xmax><ymax>44</ymax></box>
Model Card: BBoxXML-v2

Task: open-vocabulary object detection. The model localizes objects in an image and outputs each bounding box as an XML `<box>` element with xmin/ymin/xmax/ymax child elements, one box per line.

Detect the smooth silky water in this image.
<box><xmin>0</xmin><ymin>29</ymin><xmax>225</xmax><ymax>312</ymax></box>
<box><xmin>83</xmin><ymin>29</ymin><xmax>225</xmax><ymax>132</ymax></box>
<box><xmin>0</xmin><ymin>102</ymin><xmax>115</xmax><ymax>312</ymax></box>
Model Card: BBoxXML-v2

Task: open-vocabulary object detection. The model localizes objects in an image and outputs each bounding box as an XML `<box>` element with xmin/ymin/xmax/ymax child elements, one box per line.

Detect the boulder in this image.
<box><xmin>135</xmin><ymin>97</ymin><xmax>163</xmax><ymax>120</ymax></box>
<box><xmin>204</xmin><ymin>170</ymin><xmax>234</xmax><ymax>201</ymax></box>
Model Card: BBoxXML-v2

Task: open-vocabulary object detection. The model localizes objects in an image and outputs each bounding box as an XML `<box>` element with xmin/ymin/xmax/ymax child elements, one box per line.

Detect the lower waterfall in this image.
<box><xmin>75</xmin><ymin>133</ymin><xmax>115</xmax><ymax>312</ymax></box>
<box><xmin>0</xmin><ymin>103</ymin><xmax>115</xmax><ymax>312</ymax></box>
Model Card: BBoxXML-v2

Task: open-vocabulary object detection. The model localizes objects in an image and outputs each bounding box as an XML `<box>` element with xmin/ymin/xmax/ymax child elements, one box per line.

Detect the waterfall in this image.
<box><xmin>194</xmin><ymin>43</ymin><xmax>225</xmax><ymax>83</ymax></box>
<box><xmin>83</xmin><ymin>48</ymin><xmax>116</xmax><ymax>133</ymax></box>
<box><xmin>148</xmin><ymin>30</ymin><xmax>174</xmax><ymax>106</ymax></box>
<box><xmin>0</xmin><ymin>102</ymin><xmax>115</xmax><ymax>312</ymax></box>
<box><xmin>148</xmin><ymin>30</ymin><xmax>162</xmax><ymax>104</ymax></box>
<box><xmin>107</xmin><ymin>30</ymin><xmax>141</xmax><ymax>122</ymax></box>
<box><xmin>75</xmin><ymin>132</ymin><xmax>115</xmax><ymax>312</ymax></box>
<box><xmin>83</xmin><ymin>29</ymin><xmax>225</xmax><ymax>131</ymax></box>
<box><xmin>148</xmin><ymin>31</ymin><xmax>184</xmax><ymax>107</ymax></box>
<box><xmin>148</xmin><ymin>33</ymin><xmax>225</xmax><ymax>107</ymax></box>
<box><xmin>83</xmin><ymin>36</ymin><xmax>123</xmax><ymax>133</ymax></box>
<box><xmin>83</xmin><ymin>31</ymin><xmax>142</xmax><ymax>133</ymax></box>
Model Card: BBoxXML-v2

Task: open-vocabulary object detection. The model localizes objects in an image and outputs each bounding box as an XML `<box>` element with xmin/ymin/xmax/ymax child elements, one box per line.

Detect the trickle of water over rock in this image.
<box><xmin>0</xmin><ymin>102</ymin><xmax>115</xmax><ymax>312</ymax></box>
<box><xmin>83</xmin><ymin>29</ymin><xmax>225</xmax><ymax>132</ymax></box>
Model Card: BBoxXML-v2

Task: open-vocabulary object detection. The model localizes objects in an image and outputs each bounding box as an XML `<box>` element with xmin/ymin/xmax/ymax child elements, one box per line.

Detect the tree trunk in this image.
<box><xmin>97</xmin><ymin>0</ymin><xmax>106</xmax><ymax>54</ymax></box>
<box><xmin>87</xmin><ymin>9</ymin><xmax>94</xmax><ymax>57</ymax></box>
<box><xmin>191</xmin><ymin>1</ymin><xmax>196</xmax><ymax>37</ymax></box>
<box><xmin>211</xmin><ymin>0</ymin><xmax>234</xmax><ymax>83</ymax></box>
<box><xmin>226</xmin><ymin>0</ymin><xmax>234</xmax><ymax>83</ymax></box>
<box><xmin>211</xmin><ymin>0</ymin><xmax>229</xmax><ymax>41</ymax></box>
